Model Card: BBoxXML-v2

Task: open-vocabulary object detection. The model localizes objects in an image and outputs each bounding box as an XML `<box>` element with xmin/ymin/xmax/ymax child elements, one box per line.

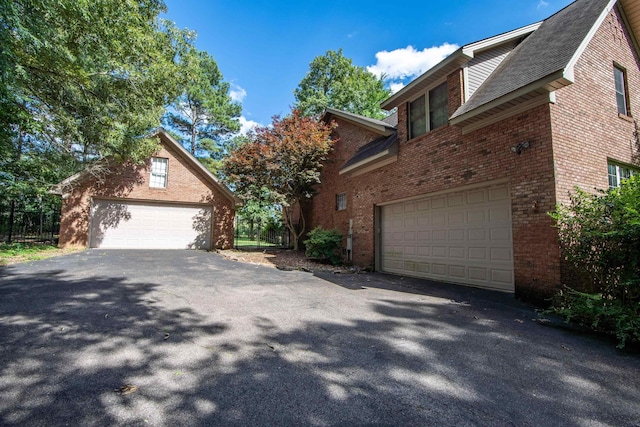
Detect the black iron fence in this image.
<box><xmin>0</xmin><ymin>203</ymin><xmax>60</xmax><ymax>244</ymax></box>
<box><xmin>234</xmin><ymin>217</ymin><xmax>291</xmax><ymax>249</ymax></box>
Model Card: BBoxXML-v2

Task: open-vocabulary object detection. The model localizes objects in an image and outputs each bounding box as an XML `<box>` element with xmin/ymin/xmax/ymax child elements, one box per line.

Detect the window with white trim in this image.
<box><xmin>608</xmin><ymin>161</ymin><xmax>638</xmax><ymax>188</ymax></box>
<box><xmin>336</xmin><ymin>193</ymin><xmax>347</xmax><ymax>211</ymax></box>
<box><xmin>408</xmin><ymin>81</ymin><xmax>448</xmax><ymax>139</ymax></box>
<box><xmin>150</xmin><ymin>157</ymin><xmax>168</xmax><ymax>188</ymax></box>
<box><xmin>614</xmin><ymin>65</ymin><xmax>630</xmax><ymax>116</ymax></box>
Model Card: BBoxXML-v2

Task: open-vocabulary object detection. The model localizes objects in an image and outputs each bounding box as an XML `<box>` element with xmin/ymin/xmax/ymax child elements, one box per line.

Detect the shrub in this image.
<box><xmin>549</xmin><ymin>176</ymin><xmax>640</xmax><ymax>348</ymax></box>
<box><xmin>304</xmin><ymin>226</ymin><xmax>343</xmax><ymax>265</ymax></box>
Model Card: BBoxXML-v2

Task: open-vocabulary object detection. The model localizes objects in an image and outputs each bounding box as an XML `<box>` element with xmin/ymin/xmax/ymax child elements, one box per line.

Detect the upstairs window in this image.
<box><xmin>614</xmin><ymin>65</ymin><xmax>630</xmax><ymax>116</ymax></box>
<box><xmin>608</xmin><ymin>161</ymin><xmax>637</xmax><ymax>188</ymax></box>
<box><xmin>408</xmin><ymin>81</ymin><xmax>448</xmax><ymax>139</ymax></box>
<box><xmin>336</xmin><ymin>192</ymin><xmax>347</xmax><ymax>211</ymax></box>
<box><xmin>150</xmin><ymin>157</ymin><xmax>168</xmax><ymax>188</ymax></box>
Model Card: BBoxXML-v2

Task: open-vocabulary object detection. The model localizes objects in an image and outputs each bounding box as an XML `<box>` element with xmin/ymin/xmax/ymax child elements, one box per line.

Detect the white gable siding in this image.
<box><xmin>466</xmin><ymin>41</ymin><xmax>518</xmax><ymax>100</ymax></box>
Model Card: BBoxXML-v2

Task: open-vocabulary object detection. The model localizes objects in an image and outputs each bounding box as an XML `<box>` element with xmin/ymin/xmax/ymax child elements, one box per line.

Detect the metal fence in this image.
<box><xmin>234</xmin><ymin>217</ymin><xmax>291</xmax><ymax>249</ymax></box>
<box><xmin>0</xmin><ymin>203</ymin><xmax>60</xmax><ymax>244</ymax></box>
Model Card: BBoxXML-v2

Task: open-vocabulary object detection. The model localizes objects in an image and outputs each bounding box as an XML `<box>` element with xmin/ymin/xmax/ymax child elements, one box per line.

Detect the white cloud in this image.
<box><xmin>389</xmin><ymin>82</ymin><xmax>406</xmax><ymax>94</ymax></box>
<box><xmin>537</xmin><ymin>0</ymin><xmax>549</xmax><ymax>8</ymax></box>
<box><xmin>367</xmin><ymin>43</ymin><xmax>459</xmax><ymax>80</ymax></box>
<box><xmin>238</xmin><ymin>116</ymin><xmax>260</xmax><ymax>135</ymax></box>
<box><xmin>229</xmin><ymin>85</ymin><xmax>247</xmax><ymax>103</ymax></box>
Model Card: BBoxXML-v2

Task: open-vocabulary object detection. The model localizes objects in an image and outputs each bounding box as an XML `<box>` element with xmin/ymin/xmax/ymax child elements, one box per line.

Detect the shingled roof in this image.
<box><xmin>451</xmin><ymin>0</ymin><xmax>616</xmax><ymax>124</ymax></box>
<box><xmin>340</xmin><ymin>131</ymin><xmax>398</xmax><ymax>176</ymax></box>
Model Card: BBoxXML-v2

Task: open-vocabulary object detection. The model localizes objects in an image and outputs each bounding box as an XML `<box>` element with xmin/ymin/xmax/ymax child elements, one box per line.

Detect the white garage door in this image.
<box><xmin>380</xmin><ymin>183</ymin><xmax>514</xmax><ymax>291</ymax></box>
<box><xmin>90</xmin><ymin>199</ymin><xmax>212</xmax><ymax>250</ymax></box>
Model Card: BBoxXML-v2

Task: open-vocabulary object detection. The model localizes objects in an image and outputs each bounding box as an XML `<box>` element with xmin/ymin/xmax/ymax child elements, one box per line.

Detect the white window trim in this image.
<box><xmin>608</xmin><ymin>161</ymin><xmax>638</xmax><ymax>189</ymax></box>
<box><xmin>408</xmin><ymin>80</ymin><xmax>448</xmax><ymax>140</ymax></box>
<box><xmin>150</xmin><ymin>157</ymin><xmax>168</xmax><ymax>188</ymax></box>
<box><xmin>613</xmin><ymin>64</ymin><xmax>630</xmax><ymax>117</ymax></box>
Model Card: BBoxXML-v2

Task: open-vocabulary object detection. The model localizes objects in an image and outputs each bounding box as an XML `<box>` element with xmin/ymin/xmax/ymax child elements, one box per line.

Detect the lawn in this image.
<box><xmin>0</xmin><ymin>242</ymin><xmax>81</xmax><ymax>266</ymax></box>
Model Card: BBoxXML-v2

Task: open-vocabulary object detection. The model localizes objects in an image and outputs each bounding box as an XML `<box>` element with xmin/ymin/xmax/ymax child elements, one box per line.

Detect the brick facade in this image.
<box><xmin>310</xmin><ymin>7</ymin><xmax>639</xmax><ymax>302</ymax></box>
<box><xmin>58</xmin><ymin>132</ymin><xmax>236</xmax><ymax>249</ymax></box>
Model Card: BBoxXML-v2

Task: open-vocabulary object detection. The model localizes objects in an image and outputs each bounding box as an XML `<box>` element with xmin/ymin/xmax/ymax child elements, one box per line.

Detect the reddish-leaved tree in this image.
<box><xmin>224</xmin><ymin>109</ymin><xmax>337</xmax><ymax>250</ymax></box>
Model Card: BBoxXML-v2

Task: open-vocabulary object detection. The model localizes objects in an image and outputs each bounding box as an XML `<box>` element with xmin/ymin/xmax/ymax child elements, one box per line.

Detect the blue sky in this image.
<box><xmin>163</xmin><ymin>0</ymin><xmax>574</xmax><ymax>132</ymax></box>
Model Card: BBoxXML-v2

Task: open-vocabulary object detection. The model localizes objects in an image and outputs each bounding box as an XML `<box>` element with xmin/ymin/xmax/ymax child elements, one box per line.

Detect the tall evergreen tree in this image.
<box><xmin>164</xmin><ymin>49</ymin><xmax>241</xmax><ymax>174</ymax></box>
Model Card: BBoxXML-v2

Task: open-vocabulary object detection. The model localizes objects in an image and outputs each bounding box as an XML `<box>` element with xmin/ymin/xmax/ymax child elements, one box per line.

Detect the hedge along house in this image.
<box><xmin>53</xmin><ymin>129</ymin><xmax>241</xmax><ymax>250</ymax></box>
<box><xmin>310</xmin><ymin>0</ymin><xmax>640</xmax><ymax>302</ymax></box>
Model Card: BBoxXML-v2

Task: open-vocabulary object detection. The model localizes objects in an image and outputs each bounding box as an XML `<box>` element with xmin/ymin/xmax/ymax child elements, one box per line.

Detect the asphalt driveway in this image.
<box><xmin>0</xmin><ymin>250</ymin><xmax>638</xmax><ymax>426</ymax></box>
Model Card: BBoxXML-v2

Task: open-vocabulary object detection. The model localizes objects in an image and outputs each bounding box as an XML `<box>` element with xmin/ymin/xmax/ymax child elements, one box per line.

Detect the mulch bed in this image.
<box><xmin>218</xmin><ymin>249</ymin><xmax>360</xmax><ymax>273</ymax></box>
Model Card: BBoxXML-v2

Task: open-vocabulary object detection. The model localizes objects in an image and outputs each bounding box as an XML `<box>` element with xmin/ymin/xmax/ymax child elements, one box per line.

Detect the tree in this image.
<box><xmin>164</xmin><ymin>48</ymin><xmax>241</xmax><ymax>174</ymax></box>
<box><xmin>0</xmin><ymin>0</ymin><xmax>186</xmax><ymax>204</ymax></box>
<box><xmin>223</xmin><ymin>110</ymin><xmax>337</xmax><ymax>250</ymax></box>
<box><xmin>293</xmin><ymin>49</ymin><xmax>390</xmax><ymax>119</ymax></box>
<box><xmin>549</xmin><ymin>177</ymin><xmax>640</xmax><ymax>347</ymax></box>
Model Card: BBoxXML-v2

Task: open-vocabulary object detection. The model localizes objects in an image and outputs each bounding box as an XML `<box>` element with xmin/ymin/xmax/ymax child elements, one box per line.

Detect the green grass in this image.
<box><xmin>0</xmin><ymin>242</ymin><xmax>79</xmax><ymax>265</ymax></box>
<box><xmin>234</xmin><ymin>238</ymin><xmax>280</xmax><ymax>247</ymax></box>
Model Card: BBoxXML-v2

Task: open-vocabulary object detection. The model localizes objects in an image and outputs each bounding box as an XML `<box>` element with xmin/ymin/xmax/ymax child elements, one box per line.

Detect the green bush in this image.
<box><xmin>304</xmin><ymin>226</ymin><xmax>343</xmax><ymax>265</ymax></box>
<box><xmin>549</xmin><ymin>175</ymin><xmax>640</xmax><ymax>348</ymax></box>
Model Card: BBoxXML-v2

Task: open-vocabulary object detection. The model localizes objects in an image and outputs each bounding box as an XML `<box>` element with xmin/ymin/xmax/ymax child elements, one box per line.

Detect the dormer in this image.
<box><xmin>381</xmin><ymin>23</ymin><xmax>540</xmax><ymax>136</ymax></box>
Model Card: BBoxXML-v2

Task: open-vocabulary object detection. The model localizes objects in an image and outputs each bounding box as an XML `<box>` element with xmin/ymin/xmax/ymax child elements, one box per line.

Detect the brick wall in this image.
<box><xmin>550</xmin><ymin>6</ymin><xmax>640</xmax><ymax>290</ymax></box>
<box><xmin>309</xmin><ymin>6</ymin><xmax>640</xmax><ymax>301</ymax></box>
<box><xmin>552</xmin><ymin>6</ymin><xmax>640</xmax><ymax>201</ymax></box>
<box><xmin>58</xmin><ymin>133</ymin><xmax>235</xmax><ymax>249</ymax></box>
<box><xmin>311</xmin><ymin>69</ymin><xmax>560</xmax><ymax>300</ymax></box>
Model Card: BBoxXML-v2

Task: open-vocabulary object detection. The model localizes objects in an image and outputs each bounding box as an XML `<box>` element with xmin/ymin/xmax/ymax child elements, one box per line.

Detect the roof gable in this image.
<box><xmin>451</xmin><ymin>0</ymin><xmax>617</xmax><ymax>125</ymax></box>
<box><xmin>52</xmin><ymin>128</ymin><xmax>241</xmax><ymax>206</ymax></box>
<box><xmin>381</xmin><ymin>23</ymin><xmax>540</xmax><ymax>110</ymax></box>
<box><xmin>155</xmin><ymin>129</ymin><xmax>240</xmax><ymax>205</ymax></box>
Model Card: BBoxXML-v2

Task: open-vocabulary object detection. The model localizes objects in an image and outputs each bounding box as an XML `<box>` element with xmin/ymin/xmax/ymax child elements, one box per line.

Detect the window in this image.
<box><xmin>614</xmin><ymin>65</ymin><xmax>630</xmax><ymax>116</ymax></box>
<box><xmin>608</xmin><ymin>162</ymin><xmax>638</xmax><ymax>188</ymax></box>
<box><xmin>150</xmin><ymin>157</ymin><xmax>168</xmax><ymax>188</ymax></box>
<box><xmin>408</xmin><ymin>81</ymin><xmax>449</xmax><ymax>139</ymax></box>
<box><xmin>336</xmin><ymin>193</ymin><xmax>347</xmax><ymax>211</ymax></box>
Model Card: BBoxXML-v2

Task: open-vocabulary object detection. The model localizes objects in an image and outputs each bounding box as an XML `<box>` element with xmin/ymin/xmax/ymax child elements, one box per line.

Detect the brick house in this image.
<box><xmin>309</xmin><ymin>0</ymin><xmax>640</xmax><ymax>301</ymax></box>
<box><xmin>54</xmin><ymin>129</ymin><xmax>240</xmax><ymax>250</ymax></box>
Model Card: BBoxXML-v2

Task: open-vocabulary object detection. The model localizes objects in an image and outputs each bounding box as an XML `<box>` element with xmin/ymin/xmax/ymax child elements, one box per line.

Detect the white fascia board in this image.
<box><xmin>339</xmin><ymin>149</ymin><xmax>393</xmax><ymax>175</ymax></box>
<box><xmin>450</xmin><ymin>70</ymin><xmax>571</xmax><ymax>125</ymax></box>
<box><xmin>324</xmin><ymin>108</ymin><xmax>394</xmax><ymax>135</ymax></box>
<box><xmin>381</xmin><ymin>49</ymin><xmax>469</xmax><ymax>110</ymax></box>
<box><xmin>564</xmin><ymin>0</ymin><xmax>617</xmax><ymax>81</ymax></box>
<box><xmin>462</xmin><ymin>22</ymin><xmax>542</xmax><ymax>57</ymax></box>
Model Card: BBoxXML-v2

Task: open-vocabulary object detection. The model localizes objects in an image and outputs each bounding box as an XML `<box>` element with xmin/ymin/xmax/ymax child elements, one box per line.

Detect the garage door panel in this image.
<box><xmin>380</xmin><ymin>183</ymin><xmax>514</xmax><ymax>292</ymax></box>
<box><xmin>90</xmin><ymin>200</ymin><xmax>211</xmax><ymax>250</ymax></box>
<box><xmin>467</xmin><ymin>189</ymin><xmax>486</xmax><ymax>204</ymax></box>
<box><xmin>448</xmin><ymin>193</ymin><xmax>464</xmax><ymax>207</ymax></box>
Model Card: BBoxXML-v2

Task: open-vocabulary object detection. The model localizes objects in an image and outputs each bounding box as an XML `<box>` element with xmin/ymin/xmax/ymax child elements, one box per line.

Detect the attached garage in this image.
<box><xmin>89</xmin><ymin>199</ymin><xmax>212</xmax><ymax>249</ymax></box>
<box><xmin>89</xmin><ymin>200</ymin><xmax>212</xmax><ymax>249</ymax></box>
<box><xmin>378</xmin><ymin>183</ymin><xmax>514</xmax><ymax>292</ymax></box>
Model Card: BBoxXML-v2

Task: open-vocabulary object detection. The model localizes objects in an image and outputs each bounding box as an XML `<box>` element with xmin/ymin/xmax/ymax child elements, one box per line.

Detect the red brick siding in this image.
<box><xmin>59</xmin><ymin>134</ymin><xmax>235</xmax><ymax>249</ymax></box>
<box><xmin>311</xmin><ymin>69</ymin><xmax>560</xmax><ymax>299</ymax></box>
<box><xmin>550</xmin><ymin>7</ymin><xmax>640</xmax><ymax>290</ymax></box>
<box><xmin>311</xmin><ymin>8</ymin><xmax>640</xmax><ymax>301</ymax></box>
<box><xmin>551</xmin><ymin>7</ymin><xmax>640</xmax><ymax>203</ymax></box>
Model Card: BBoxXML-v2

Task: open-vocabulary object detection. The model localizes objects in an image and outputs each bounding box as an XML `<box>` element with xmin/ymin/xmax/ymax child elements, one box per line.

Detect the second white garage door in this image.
<box><xmin>90</xmin><ymin>199</ymin><xmax>212</xmax><ymax>250</ymax></box>
<box><xmin>379</xmin><ymin>183</ymin><xmax>514</xmax><ymax>292</ymax></box>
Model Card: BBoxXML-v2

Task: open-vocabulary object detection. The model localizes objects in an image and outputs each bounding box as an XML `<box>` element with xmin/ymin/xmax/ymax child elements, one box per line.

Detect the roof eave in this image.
<box><xmin>381</xmin><ymin>49</ymin><xmax>469</xmax><ymax>110</ymax></box>
<box><xmin>339</xmin><ymin>141</ymin><xmax>399</xmax><ymax>176</ymax></box>
<box><xmin>450</xmin><ymin>70</ymin><xmax>573</xmax><ymax>126</ymax></box>
<box><xmin>461</xmin><ymin>21</ymin><xmax>542</xmax><ymax>57</ymax></box>
<box><xmin>324</xmin><ymin>108</ymin><xmax>395</xmax><ymax>135</ymax></box>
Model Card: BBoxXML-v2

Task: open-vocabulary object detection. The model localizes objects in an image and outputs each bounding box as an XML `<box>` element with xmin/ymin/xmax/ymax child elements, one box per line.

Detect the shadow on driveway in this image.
<box><xmin>0</xmin><ymin>251</ymin><xmax>639</xmax><ymax>426</ymax></box>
